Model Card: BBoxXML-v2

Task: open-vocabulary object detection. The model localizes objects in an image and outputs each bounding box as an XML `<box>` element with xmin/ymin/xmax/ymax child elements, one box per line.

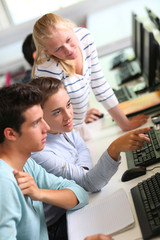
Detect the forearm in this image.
<box><xmin>107</xmin><ymin>139</ymin><xmax>121</xmax><ymax>161</ymax></box>
<box><xmin>108</xmin><ymin>105</ymin><xmax>130</xmax><ymax>131</ymax></box>
<box><xmin>39</xmin><ymin>188</ymin><xmax>79</xmax><ymax>209</ymax></box>
<box><xmin>83</xmin><ymin>151</ymin><xmax>120</xmax><ymax>192</ymax></box>
<box><xmin>108</xmin><ymin>105</ymin><xmax>149</xmax><ymax>131</ymax></box>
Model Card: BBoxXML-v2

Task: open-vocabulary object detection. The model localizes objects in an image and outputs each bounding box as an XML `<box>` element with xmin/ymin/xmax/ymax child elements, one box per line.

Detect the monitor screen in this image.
<box><xmin>154</xmin><ymin>43</ymin><xmax>160</xmax><ymax>87</ymax></box>
<box><xmin>131</xmin><ymin>12</ymin><xmax>137</xmax><ymax>57</ymax></box>
<box><xmin>143</xmin><ymin>27</ymin><xmax>158</xmax><ymax>89</ymax></box>
<box><xmin>136</xmin><ymin>19</ymin><xmax>144</xmax><ymax>71</ymax></box>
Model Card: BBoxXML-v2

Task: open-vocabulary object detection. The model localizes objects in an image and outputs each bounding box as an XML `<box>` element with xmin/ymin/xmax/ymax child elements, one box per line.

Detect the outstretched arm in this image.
<box><xmin>108</xmin><ymin>105</ymin><xmax>149</xmax><ymax>131</ymax></box>
<box><xmin>107</xmin><ymin>127</ymin><xmax>150</xmax><ymax>161</ymax></box>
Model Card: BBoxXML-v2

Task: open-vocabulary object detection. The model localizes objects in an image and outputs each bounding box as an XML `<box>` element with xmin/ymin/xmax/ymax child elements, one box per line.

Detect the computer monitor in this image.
<box><xmin>154</xmin><ymin>41</ymin><xmax>160</xmax><ymax>88</ymax></box>
<box><xmin>131</xmin><ymin>12</ymin><xmax>137</xmax><ymax>57</ymax></box>
<box><xmin>136</xmin><ymin>19</ymin><xmax>144</xmax><ymax>71</ymax></box>
<box><xmin>145</xmin><ymin>7</ymin><xmax>160</xmax><ymax>30</ymax></box>
<box><xmin>142</xmin><ymin>26</ymin><xmax>158</xmax><ymax>90</ymax></box>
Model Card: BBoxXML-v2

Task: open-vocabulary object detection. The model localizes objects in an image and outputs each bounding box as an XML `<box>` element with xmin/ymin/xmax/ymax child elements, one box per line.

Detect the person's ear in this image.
<box><xmin>32</xmin><ymin>51</ymin><xmax>36</xmax><ymax>59</ymax></box>
<box><xmin>4</xmin><ymin>128</ymin><xmax>17</xmax><ymax>141</ymax></box>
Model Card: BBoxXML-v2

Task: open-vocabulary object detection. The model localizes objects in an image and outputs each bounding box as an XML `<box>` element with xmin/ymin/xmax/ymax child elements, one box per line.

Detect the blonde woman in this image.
<box><xmin>32</xmin><ymin>13</ymin><xmax>148</xmax><ymax>135</ymax></box>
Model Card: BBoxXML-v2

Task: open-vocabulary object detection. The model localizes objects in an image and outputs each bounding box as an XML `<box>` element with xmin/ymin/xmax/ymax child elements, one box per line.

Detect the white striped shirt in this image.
<box><xmin>35</xmin><ymin>27</ymin><xmax>118</xmax><ymax>128</ymax></box>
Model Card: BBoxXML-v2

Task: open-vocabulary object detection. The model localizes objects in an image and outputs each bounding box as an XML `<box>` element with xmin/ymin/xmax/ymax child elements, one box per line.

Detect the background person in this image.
<box><xmin>21</xmin><ymin>33</ymin><xmax>36</xmax><ymax>83</ymax></box>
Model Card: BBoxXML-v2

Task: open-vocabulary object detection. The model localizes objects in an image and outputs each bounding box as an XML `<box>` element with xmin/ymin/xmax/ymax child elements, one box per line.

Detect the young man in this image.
<box><xmin>30</xmin><ymin>77</ymin><xmax>150</xmax><ymax>232</ymax></box>
<box><xmin>0</xmin><ymin>83</ymin><xmax>88</xmax><ymax>240</ymax></box>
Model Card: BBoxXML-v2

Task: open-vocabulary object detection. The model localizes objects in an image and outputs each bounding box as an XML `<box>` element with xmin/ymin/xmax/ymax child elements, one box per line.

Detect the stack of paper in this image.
<box><xmin>67</xmin><ymin>188</ymin><xmax>135</xmax><ymax>240</ymax></box>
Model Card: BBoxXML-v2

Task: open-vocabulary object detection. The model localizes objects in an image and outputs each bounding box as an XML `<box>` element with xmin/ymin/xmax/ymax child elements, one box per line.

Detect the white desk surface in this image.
<box><xmin>68</xmin><ymin>4</ymin><xmax>160</xmax><ymax>238</ymax></box>
<box><xmin>77</xmin><ymin>116</ymin><xmax>160</xmax><ymax>240</ymax></box>
<box><xmin>67</xmin><ymin>52</ymin><xmax>160</xmax><ymax>238</ymax></box>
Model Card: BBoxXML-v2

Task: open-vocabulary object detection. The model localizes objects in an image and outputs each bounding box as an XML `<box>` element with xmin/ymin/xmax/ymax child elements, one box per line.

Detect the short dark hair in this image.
<box><xmin>30</xmin><ymin>77</ymin><xmax>65</xmax><ymax>107</ymax></box>
<box><xmin>0</xmin><ymin>83</ymin><xmax>42</xmax><ymax>143</ymax></box>
<box><xmin>22</xmin><ymin>33</ymin><xmax>36</xmax><ymax>66</ymax></box>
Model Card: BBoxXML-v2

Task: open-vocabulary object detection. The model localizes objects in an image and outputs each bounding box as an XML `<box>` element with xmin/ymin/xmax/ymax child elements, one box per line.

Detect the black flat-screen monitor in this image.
<box><xmin>143</xmin><ymin>27</ymin><xmax>159</xmax><ymax>90</ymax></box>
<box><xmin>136</xmin><ymin>19</ymin><xmax>144</xmax><ymax>71</ymax></box>
<box><xmin>145</xmin><ymin>7</ymin><xmax>160</xmax><ymax>30</ymax></box>
<box><xmin>154</xmin><ymin>42</ymin><xmax>160</xmax><ymax>88</ymax></box>
<box><xmin>131</xmin><ymin>12</ymin><xmax>137</xmax><ymax>57</ymax></box>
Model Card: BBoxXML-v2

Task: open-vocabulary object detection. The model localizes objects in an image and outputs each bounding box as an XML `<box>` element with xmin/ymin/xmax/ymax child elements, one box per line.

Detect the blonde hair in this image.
<box><xmin>32</xmin><ymin>13</ymin><xmax>77</xmax><ymax>78</ymax></box>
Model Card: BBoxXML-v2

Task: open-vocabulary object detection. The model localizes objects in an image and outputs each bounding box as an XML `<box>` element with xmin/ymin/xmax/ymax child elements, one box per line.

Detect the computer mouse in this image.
<box><xmin>121</xmin><ymin>167</ymin><xmax>146</xmax><ymax>182</ymax></box>
<box><xmin>93</xmin><ymin>113</ymin><xmax>104</xmax><ymax>119</ymax></box>
<box><xmin>86</xmin><ymin>113</ymin><xmax>104</xmax><ymax>123</ymax></box>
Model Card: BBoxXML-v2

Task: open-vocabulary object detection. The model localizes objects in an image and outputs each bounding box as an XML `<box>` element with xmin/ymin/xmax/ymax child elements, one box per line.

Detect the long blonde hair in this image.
<box><xmin>32</xmin><ymin>13</ymin><xmax>77</xmax><ymax>78</ymax></box>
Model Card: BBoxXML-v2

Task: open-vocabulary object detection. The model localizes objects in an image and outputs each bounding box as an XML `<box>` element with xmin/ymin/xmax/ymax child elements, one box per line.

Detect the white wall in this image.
<box><xmin>0</xmin><ymin>0</ymin><xmax>160</xmax><ymax>74</ymax></box>
<box><xmin>0</xmin><ymin>0</ymin><xmax>130</xmax><ymax>74</ymax></box>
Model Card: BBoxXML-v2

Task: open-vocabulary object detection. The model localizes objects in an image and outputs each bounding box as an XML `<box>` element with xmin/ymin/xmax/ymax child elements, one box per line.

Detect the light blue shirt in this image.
<box><xmin>0</xmin><ymin>157</ymin><xmax>88</xmax><ymax>240</ymax></box>
<box><xmin>31</xmin><ymin>130</ymin><xmax>120</xmax><ymax>226</ymax></box>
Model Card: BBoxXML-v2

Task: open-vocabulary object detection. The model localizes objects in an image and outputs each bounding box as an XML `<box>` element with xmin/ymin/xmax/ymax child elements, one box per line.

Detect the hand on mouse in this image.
<box><xmin>85</xmin><ymin>108</ymin><xmax>103</xmax><ymax>123</ymax></box>
<box><xmin>108</xmin><ymin>127</ymin><xmax>150</xmax><ymax>161</ymax></box>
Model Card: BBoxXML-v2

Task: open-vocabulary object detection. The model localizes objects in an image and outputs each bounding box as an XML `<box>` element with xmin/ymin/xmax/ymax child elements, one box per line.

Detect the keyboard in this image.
<box><xmin>126</xmin><ymin>127</ymin><xmax>160</xmax><ymax>169</ymax></box>
<box><xmin>131</xmin><ymin>172</ymin><xmax>160</xmax><ymax>239</ymax></box>
<box><xmin>116</xmin><ymin>60</ymin><xmax>142</xmax><ymax>85</ymax></box>
<box><xmin>110</xmin><ymin>52</ymin><xmax>128</xmax><ymax>69</ymax></box>
<box><xmin>110</xmin><ymin>51</ymin><xmax>135</xmax><ymax>70</ymax></box>
<box><xmin>113</xmin><ymin>86</ymin><xmax>137</xmax><ymax>103</ymax></box>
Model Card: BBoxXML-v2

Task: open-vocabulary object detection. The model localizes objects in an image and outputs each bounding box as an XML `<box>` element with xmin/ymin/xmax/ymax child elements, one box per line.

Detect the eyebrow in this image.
<box><xmin>32</xmin><ymin>117</ymin><xmax>42</xmax><ymax>125</ymax></box>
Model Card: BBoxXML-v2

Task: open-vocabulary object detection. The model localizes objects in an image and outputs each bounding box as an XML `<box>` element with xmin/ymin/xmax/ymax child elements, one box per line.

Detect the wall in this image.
<box><xmin>1</xmin><ymin>0</ymin><xmax>160</xmax><ymax>75</ymax></box>
<box><xmin>0</xmin><ymin>0</ymin><xmax>129</xmax><ymax>74</ymax></box>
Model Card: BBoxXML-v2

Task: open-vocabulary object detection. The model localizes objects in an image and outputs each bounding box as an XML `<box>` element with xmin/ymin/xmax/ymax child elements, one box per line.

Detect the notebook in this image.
<box><xmin>119</xmin><ymin>90</ymin><xmax>160</xmax><ymax>117</ymax></box>
<box><xmin>67</xmin><ymin>188</ymin><xmax>134</xmax><ymax>240</ymax></box>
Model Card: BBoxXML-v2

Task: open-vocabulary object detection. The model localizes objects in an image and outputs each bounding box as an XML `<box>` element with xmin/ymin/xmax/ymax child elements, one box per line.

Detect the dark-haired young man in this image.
<box><xmin>0</xmin><ymin>83</ymin><xmax>88</xmax><ymax>240</ymax></box>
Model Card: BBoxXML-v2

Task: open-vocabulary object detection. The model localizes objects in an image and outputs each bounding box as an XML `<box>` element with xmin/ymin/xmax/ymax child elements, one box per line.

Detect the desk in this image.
<box><xmin>88</xmin><ymin>52</ymin><xmax>150</xmax><ymax>116</ymax></box>
<box><xmin>67</xmin><ymin>116</ymin><xmax>160</xmax><ymax>240</ymax></box>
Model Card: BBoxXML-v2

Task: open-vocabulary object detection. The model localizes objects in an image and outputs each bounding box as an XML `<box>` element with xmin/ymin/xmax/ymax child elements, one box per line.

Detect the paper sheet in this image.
<box><xmin>67</xmin><ymin>188</ymin><xmax>134</xmax><ymax>240</ymax></box>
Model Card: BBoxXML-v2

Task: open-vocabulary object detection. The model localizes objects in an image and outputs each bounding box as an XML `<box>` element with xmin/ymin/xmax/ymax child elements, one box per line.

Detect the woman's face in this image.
<box><xmin>43</xmin><ymin>87</ymin><xmax>73</xmax><ymax>134</ymax></box>
<box><xmin>44</xmin><ymin>28</ymin><xmax>79</xmax><ymax>60</ymax></box>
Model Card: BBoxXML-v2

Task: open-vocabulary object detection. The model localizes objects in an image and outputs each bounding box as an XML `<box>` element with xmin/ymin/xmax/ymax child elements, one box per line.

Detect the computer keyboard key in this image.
<box><xmin>131</xmin><ymin>173</ymin><xmax>160</xmax><ymax>239</ymax></box>
<box><xmin>126</xmin><ymin>127</ymin><xmax>160</xmax><ymax>169</ymax></box>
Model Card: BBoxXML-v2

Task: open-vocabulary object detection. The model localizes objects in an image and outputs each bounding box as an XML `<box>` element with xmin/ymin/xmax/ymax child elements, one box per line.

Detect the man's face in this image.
<box><xmin>43</xmin><ymin>88</ymin><xmax>73</xmax><ymax>134</ymax></box>
<box><xmin>16</xmin><ymin>105</ymin><xmax>50</xmax><ymax>153</ymax></box>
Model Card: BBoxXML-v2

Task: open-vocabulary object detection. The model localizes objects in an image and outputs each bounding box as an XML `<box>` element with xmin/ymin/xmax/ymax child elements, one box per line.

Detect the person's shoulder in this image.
<box><xmin>35</xmin><ymin>58</ymin><xmax>63</xmax><ymax>78</ymax></box>
<box><xmin>36</xmin><ymin>57</ymin><xmax>58</xmax><ymax>68</ymax></box>
<box><xmin>0</xmin><ymin>161</ymin><xmax>19</xmax><ymax>189</ymax></box>
<box><xmin>24</xmin><ymin>157</ymin><xmax>38</xmax><ymax>173</ymax></box>
<box><xmin>21</xmin><ymin>69</ymin><xmax>32</xmax><ymax>83</ymax></box>
<box><xmin>74</xmin><ymin>27</ymin><xmax>92</xmax><ymax>38</ymax></box>
<box><xmin>69</xmin><ymin>129</ymin><xmax>83</xmax><ymax>142</ymax></box>
<box><xmin>0</xmin><ymin>160</ymin><xmax>13</xmax><ymax>177</ymax></box>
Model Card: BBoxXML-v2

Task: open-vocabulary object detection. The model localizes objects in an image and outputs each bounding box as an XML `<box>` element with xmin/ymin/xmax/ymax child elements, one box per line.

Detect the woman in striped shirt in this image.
<box><xmin>32</xmin><ymin>13</ymin><xmax>148</xmax><ymax>135</ymax></box>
